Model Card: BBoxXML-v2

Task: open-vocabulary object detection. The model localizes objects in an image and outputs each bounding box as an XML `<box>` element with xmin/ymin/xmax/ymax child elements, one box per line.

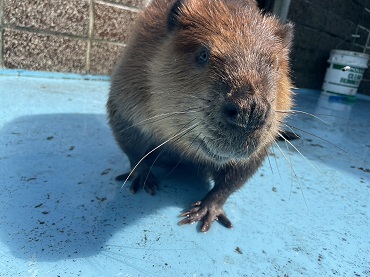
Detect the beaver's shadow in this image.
<box><xmin>0</xmin><ymin>114</ymin><xmax>210</xmax><ymax>261</ymax></box>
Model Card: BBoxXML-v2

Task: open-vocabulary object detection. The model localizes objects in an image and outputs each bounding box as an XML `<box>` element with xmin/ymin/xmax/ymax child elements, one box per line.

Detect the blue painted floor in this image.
<box><xmin>0</xmin><ymin>73</ymin><xmax>369</xmax><ymax>276</ymax></box>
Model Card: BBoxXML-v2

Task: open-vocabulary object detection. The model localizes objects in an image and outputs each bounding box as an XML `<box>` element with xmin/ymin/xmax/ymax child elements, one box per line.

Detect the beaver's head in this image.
<box><xmin>147</xmin><ymin>0</ymin><xmax>293</xmax><ymax>165</ymax></box>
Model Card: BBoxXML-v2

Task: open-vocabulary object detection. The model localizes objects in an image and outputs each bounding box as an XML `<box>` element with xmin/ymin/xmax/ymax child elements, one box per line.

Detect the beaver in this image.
<box><xmin>107</xmin><ymin>0</ymin><xmax>294</xmax><ymax>232</ymax></box>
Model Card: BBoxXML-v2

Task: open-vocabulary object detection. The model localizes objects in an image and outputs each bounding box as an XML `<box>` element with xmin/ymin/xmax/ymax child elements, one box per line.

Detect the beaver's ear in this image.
<box><xmin>167</xmin><ymin>0</ymin><xmax>186</xmax><ymax>31</ymax></box>
<box><xmin>276</xmin><ymin>22</ymin><xmax>294</xmax><ymax>47</ymax></box>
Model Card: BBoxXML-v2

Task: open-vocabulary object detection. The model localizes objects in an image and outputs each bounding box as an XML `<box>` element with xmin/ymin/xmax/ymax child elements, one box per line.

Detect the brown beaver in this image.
<box><xmin>107</xmin><ymin>0</ymin><xmax>293</xmax><ymax>232</ymax></box>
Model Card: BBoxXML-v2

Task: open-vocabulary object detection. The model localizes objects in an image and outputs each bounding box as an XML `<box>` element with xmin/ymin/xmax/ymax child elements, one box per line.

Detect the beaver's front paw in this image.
<box><xmin>178</xmin><ymin>201</ymin><xmax>233</xmax><ymax>232</ymax></box>
<box><xmin>115</xmin><ymin>171</ymin><xmax>159</xmax><ymax>195</ymax></box>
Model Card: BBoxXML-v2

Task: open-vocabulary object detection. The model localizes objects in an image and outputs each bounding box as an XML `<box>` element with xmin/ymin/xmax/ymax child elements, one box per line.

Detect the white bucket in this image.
<box><xmin>321</xmin><ymin>49</ymin><xmax>369</xmax><ymax>97</ymax></box>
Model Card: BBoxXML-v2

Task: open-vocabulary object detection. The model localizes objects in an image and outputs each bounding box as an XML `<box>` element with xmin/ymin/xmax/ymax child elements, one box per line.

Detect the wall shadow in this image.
<box><xmin>0</xmin><ymin>114</ymin><xmax>210</xmax><ymax>262</ymax></box>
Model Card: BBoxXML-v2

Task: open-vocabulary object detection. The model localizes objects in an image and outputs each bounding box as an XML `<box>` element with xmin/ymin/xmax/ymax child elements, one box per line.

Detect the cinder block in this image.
<box><xmin>360</xmin><ymin>9</ymin><xmax>370</xmax><ymax>29</ymax></box>
<box><xmin>0</xmin><ymin>28</ymin><xmax>3</xmax><ymax>68</ymax></box>
<box><xmin>350</xmin><ymin>44</ymin><xmax>366</xmax><ymax>53</ymax></box>
<box><xmin>0</xmin><ymin>0</ymin><xmax>3</xmax><ymax>27</ymax></box>
<box><xmin>110</xmin><ymin>0</ymin><xmax>148</xmax><ymax>8</ymax></box>
<box><xmin>314</xmin><ymin>50</ymin><xmax>331</xmax><ymax>73</ymax></box>
<box><xmin>317</xmin><ymin>32</ymin><xmax>343</xmax><ymax>51</ymax></box>
<box><xmin>293</xmin><ymin>25</ymin><xmax>322</xmax><ymax>50</ymax></box>
<box><xmin>288</xmin><ymin>0</ymin><xmax>326</xmax><ymax>30</ymax></box>
<box><xmin>353</xmin><ymin>0</ymin><xmax>367</xmax><ymax>6</ymax></box>
<box><xmin>291</xmin><ymin>70</ymin><xmax>324</xmax><ymax>89</ymax></box>
<box><xmin>344</xmin><ymin>1</ymin><xmax>364</xmax><ymax>23</ymax></box>
<box><xmin>310</xmin><ymin>0</ymin><xmax>362</xmax><ymax>24</ymax></box>
<box><xmin>3</xmin><ymin>29</ymin><xmax>87</xmax><ymax>73</ymax></box>
<box><xmin>94</xmin><ymin>2</ymin><xmax>139</xmax><ymax>43</ymax></box>
<box><xmin>291</xmin><ymin>47</ymin><xmax>320</xmax><ymax>73</ymax></box>
<box><xmin>324</xmin><ymin>13</ymin><xmax>357</xmax><ymax>39</ymax></box>
<box><xmin>354</xmin><ymin>26</ymin><xmax>370</xmax><ymax>47</ymax></box>
<box><xmin>3</xmin><ymin>0</ymin><xmax>90</xmax><ymax>37</ymax></box>
<box><xmin>90</xmin><ymin>42</ymin><xmax>125</xmax><ymax>75</ymax></box>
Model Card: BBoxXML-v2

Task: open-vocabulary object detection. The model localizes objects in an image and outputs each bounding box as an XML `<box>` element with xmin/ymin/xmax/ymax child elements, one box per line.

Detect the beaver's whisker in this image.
<box><xmin>122</xmin><ymin>119</ymin><xmax>201</xmax><ymax>188</ymax></box>
<box><xmin>273</xmin><ymin>140</ymin><xmax>308</xmax><ymax>208</ymax></box>
<box><xmin>151</xmin><ymin>91</ymin><xmax>211</xmax><ymax>103</ymax></box>
<box><xmin>282</xmin><ymin>138</ymin><xmax>295</xmax><ymax>200</ymax></box>
<box><xmin>186</xmin><ymin>95</ymin><xmax>211</xmax><ymax>102</ymax></box>
<box><xmin>283</xmin><ymin>123</ymin><xmax>353</xmax><ymax>160</ymax></box>
<box><xmin>270</xmin><ymin>143</ymin><xmax>282</xmax><ymax>179</ymax></box>
<box><xmin>143</xmin><ymin>128</ymin><xmax>199</xmax><ymax>188</ymax></box>
<box><xmin>118</xmin><ymin>108</ymin><xmax>204</xmax><ymax>133</ymax></box>
<box><xmin>273</xmin><ymin>140</ymin><xmax>296</xmax><ymax>180</ymax></box>
<box><xmin>165</xmin><ymin>133</ymin><xmax>202</xmax><ymax>177</ymax></box>
<box><xmin>281</xmin><ymin>123</ymin><xmax>301</xmax><ymax>140</ymax></box>
<box><xmin>277</xmin><ymin>131</ymin><xmax>320</xmax><ymax>174</ymax></box>
<box><xmin>264</xmin><ymin>147</ymin><xmax>274</xmax><ymax>174</ymax></box>
<box><xmin>276</xmin><ymin>109</ymin><xmax>329</xmax><ymax>124</ymax></box>
<box><xmin>143</xmin><ymin>148</ymin><xmax>166</xmax><ymax>190</ymax></box>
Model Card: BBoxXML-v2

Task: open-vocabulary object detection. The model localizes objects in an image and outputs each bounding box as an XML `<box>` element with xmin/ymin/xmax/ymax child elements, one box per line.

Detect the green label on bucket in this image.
<box><xmin>339</xmin><ymin>75</ymin><xmax>361</xmax><ymax>86</ymax></box>
<box><xmin>332</xmin><ymin>64</ymin><xmax>365</xmax><ymax>74</ymax></box>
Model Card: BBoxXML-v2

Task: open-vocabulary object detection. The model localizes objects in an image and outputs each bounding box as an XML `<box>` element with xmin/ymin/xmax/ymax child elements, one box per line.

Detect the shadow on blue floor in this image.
<box><xmin>0</xmin><ymin>113</ymin><xmax>211</xmax><ymax>261</ymax></box>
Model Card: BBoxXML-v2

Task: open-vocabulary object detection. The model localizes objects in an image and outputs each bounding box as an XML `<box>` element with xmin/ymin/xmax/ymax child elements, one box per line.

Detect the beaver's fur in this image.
<box><xmin>107</xmin><ymin>0</ymin><xmax>293</xmax><ymax>232</ymax></box>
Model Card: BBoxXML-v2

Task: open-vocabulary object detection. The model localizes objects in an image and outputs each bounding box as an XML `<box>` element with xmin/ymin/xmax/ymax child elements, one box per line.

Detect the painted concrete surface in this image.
<box><xmin>0</xmin><ymin>74</ymin><xmax>369</xmax><ymax>277</ymax></box>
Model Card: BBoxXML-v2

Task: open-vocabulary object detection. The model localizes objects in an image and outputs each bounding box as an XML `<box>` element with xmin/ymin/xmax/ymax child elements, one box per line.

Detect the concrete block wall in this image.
<box><xmin>287</xmin><ymin>0</ymin><xmax>370</xmax><ymax>95</ymax></box>
<box><xmin>1</xmin><ymin>0</ymin><xmax>370</xmax><ymax>95</ymax></box>
<box><xmin>0</xmin><ymin>0</ymin><xmax>150</xmax><ymax>75</ymax></box>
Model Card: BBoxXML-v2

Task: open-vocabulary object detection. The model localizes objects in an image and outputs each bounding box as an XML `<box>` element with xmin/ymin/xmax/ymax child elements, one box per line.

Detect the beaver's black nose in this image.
<box><xmin>223</xmin><ymin>100</ymin><xmax>270</xmax><ymax>131</ymax></box>
<box><xmin>223</xmin><ymin>102</ymin><xmax>240</xmax><ymax>123</ymax></box>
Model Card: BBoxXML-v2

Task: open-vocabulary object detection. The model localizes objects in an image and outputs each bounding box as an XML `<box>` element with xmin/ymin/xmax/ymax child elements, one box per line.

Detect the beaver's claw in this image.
<box><xmin>179</xmin><ymin>201</ymin><xmax>233</xmax><ymax>232</ymax></box>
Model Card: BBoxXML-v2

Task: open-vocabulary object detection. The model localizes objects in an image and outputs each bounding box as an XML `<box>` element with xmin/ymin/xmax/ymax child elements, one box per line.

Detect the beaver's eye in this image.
<box><xmin>196</xmin><ymin>47</ymin><xmax>210</xmax><ymax>65</ymax></box>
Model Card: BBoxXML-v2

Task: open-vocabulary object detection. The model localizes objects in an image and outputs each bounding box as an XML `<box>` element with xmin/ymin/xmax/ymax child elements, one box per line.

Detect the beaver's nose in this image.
<box><xmin>223</xmin><ymin>102</ymin><xmax>240</xmax><ymax>122</ymax></box>
<box><xmin>223</xmin><ymin>100</ymin><xmax>270</xmax><ymax>131</ymax></box>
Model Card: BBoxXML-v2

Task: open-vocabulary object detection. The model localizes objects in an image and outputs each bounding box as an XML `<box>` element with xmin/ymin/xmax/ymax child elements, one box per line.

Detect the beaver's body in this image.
<box><xmin>107</xmin><ymin>0</ymin><xmax>293</xmax><ymax>232</ymax></box>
